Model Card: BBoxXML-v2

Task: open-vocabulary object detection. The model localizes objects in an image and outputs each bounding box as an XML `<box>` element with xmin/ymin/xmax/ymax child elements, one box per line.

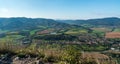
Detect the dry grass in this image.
<box><xmin>0</xmin><ymin>41</ymin><xmax>117</xmax><ymax>64</ymax></box>
<box><xmin>81</xmin><ymin>52</ymin><xmax>116</xmax><ymax>64</ymax></box>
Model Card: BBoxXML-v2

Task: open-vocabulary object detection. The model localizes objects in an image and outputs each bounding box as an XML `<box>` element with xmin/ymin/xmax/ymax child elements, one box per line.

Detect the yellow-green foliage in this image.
<box><xmin>60</xmin><ymin>45</ymin><xmax>81</xmax><ymax>64</ymax></box>
<box><xmin>0</xmin><ymin>41</ymin><xmax>116</xmax><ymax>64</ymax></box>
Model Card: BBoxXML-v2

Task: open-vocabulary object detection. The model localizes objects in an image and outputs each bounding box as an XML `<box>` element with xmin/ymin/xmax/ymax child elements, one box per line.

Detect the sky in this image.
<box><xmin>0</xmin><ymin>0</ymin><xmax>119</xmax><ymax>19</ymax></box>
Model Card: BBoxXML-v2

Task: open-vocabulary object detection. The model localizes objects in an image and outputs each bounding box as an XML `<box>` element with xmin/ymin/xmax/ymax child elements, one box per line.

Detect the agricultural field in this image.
<box><xmin>91</xmin><ymin>28</ymin><xmax>112</xmax><ymax>32</ymax></box>
<box><xmin>113</xmin><ymin>28</ymin><xmax>120</xmax><ymax>32</ymax></box>
<box><xmin>36</xmin><ymin>28</ymin><xmax>55</xmax><ymax>35</ymax></box>
<box><xmin>105</xmin><ymin>32</ymin><xmax>120</xmax><ymax>38</ymax></box>
<box><xmin>30</xmin><ymin>29</ymin><xmax>43</xmax><ymax>35</ymax></box>
<box><xmin>0</xmin><ymin>30</ymin><xmax>9</xmax><ymax>33</ymax></box>
<box><xmin>0</xmin><ymin>35</ymin><xmax>25</xmax><ymax>42</ymax></box>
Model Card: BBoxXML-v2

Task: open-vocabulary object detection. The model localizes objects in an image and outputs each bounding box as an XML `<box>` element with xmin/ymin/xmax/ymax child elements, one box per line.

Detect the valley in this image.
<box><xmin>0</xmin><ymin>17</ymin><xmax>120</xmax><ymax>64</ymax></box>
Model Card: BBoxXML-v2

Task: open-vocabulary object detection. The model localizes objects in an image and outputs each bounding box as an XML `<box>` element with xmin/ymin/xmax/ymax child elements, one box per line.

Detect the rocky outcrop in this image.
<box><xmin>12</xmin><ymin>57</ymin><xmax>44</xmax><ymax>64</ymax></box>
<box><xmin>0</xmin><ymin>54</ymin><xmax>44</xmax><ymax>64</ymax></box>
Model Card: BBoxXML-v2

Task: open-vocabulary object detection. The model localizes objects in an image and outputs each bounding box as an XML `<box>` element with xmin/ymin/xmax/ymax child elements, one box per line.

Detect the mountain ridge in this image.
<box><xmin>57</xmin><ymin>17</ymin><xmax>120</xmax><ymax>28</ymax></box>
<box><xmin>0</xmin><ymin>17</ymin><xmax>89</xmax><ymax>31</ymax></box>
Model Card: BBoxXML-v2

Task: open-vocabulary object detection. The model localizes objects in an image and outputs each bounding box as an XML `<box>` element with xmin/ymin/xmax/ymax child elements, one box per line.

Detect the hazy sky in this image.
<box><xmin>0</xmin><ymin>0</ymin><xmax>119</xmax><ymax>19</ymax></box>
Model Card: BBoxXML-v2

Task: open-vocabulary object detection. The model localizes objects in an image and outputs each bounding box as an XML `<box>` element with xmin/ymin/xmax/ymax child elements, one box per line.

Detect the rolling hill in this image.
<box><xmin>57</xmin><ymin>17</ymin><xmax>120</xmax><ymax>28</ymax></box>
<box><xmin>0</xmin><ymin>17</ymin><xmax>90</xmax><ymax>32</ymax></box>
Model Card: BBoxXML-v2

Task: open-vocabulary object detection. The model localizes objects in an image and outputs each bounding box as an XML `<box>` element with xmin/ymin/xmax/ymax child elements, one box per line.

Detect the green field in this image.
<box><xmin>0</xmin><ymin>30</ymin><xmax>9</xmax><ymax>33</ymax></box>
<box><xmin>113</xmin><ymin>28</ymin><xmax>120</xmax><ymax>32</ymax></box>
<box><xmin>30</xmin><ymin>29</ymin><xmax>44</xmax><ymax>35</ymax></box>
<box><xmin>91</xmin><ymin>28</ymin><xmax>112</xmax><ymax>32</ymax></box>
<box><xmin>0</xmin><ymin>35</ymin><xmax>25</xmax><ymax>41</ymax></box>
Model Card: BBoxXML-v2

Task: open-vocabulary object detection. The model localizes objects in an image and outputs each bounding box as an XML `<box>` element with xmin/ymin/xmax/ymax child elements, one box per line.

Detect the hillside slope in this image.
<box><xmin>0</xmin><ymin>17</ymin><xmax>89</xmax><ymax>32</ymax></box>
<box><xmin>57</xmin><ymin>17</ymin><xmax>120</xmax><ymax>28</ymax></box>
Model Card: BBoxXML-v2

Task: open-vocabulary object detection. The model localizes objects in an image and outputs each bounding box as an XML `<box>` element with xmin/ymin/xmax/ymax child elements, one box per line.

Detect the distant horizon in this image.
<box><xmin>0</xmin><ymin>0</ymin><xmax>119</xmax><ymax>19</ymax></box>
<box><xmin>0</xmin><ymin>16</ymin><xmax>120</xmax><ymax>20</ymax></box>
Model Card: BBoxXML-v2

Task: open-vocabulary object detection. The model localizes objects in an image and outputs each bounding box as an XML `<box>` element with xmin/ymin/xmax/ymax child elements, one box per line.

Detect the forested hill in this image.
<box><xmin>1</xmin><ymin>17</ymin><xmax>119</xmax><ymax>32</ymax></box>
<box><xmin>0</xmin><ymin>17</ymin><xmax>89</xmax><ymax>31</ymax></box>
<box><xmin>57</xmin><ymin>17</ymin><xmax>120</xmax><ymax>28</ymax></box>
